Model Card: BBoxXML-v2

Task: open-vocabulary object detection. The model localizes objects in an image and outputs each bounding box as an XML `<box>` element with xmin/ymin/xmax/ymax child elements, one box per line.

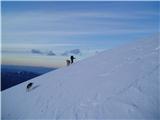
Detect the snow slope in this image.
<box><xmin>2</xmin><ymin>36</ymin><xmax>160</xmax><ymax>119</ymax></box>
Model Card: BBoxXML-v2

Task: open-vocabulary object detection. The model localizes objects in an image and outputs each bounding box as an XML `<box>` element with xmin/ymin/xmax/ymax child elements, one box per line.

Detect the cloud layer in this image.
<box><xmin>62</xmin><ymin>49</ymin><xmax>81</xmax><ymax>56</ymax></box>
<box><xmin>31</xmin><ymin>49</ymin><xmax>43</xmax><ymax>54</ymax></box>
<box><xmin>47</xmin><ymin>51</ymin><xmax>56</xmax><ymax>56</ymax></box>
<box><xmin>2</xmin><ymin>4</ymin><xmax>159</xmax><ymax>44</ymax></box>
<box><xmin>30</xmin><ymin>49</ymin><xmax>81</xmax><ymax>56</ymax></box>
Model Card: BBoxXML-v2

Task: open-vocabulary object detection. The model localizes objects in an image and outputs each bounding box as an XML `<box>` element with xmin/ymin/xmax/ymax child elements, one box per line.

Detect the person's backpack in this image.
<box><xmin>66</xmin><ymin>60</ymin><xmax>70</xmax><ymax>66</ymax></box>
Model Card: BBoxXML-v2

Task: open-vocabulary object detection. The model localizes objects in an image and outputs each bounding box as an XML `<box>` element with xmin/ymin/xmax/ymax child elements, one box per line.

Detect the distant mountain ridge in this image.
<box><xmin>1</xmin><ymin>65</ymin><xmax>56</xmax><ymax>74</ymax></box>
<box><xmin>1</xmin><ymin>65</ymin><xmax>57</xmax><ymax>90</ymax></box>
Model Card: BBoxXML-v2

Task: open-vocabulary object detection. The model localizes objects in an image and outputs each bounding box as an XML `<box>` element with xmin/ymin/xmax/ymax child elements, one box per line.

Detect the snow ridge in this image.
<box><xmin>2</xmin><ymin>36</ymin><xmax>160</xmax><ymax>119</ymax></box>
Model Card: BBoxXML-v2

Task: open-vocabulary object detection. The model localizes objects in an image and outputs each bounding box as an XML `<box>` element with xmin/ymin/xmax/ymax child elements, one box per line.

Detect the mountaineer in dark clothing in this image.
<box><xmin>70</xmin><ymin>55</ymin><xmax>75</xmax><ymax>64</ymax></box>
<box><xmin>66</xmin><ymin>59</ymin><xmax>70</xmax><ymax>66</ymax></box>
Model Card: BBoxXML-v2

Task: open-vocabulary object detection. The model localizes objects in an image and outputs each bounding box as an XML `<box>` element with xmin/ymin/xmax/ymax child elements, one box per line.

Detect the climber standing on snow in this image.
<box><xmin>70</xmin><ymin>55</ymin><xmax>75</xmax><ymax>64</ymax></box>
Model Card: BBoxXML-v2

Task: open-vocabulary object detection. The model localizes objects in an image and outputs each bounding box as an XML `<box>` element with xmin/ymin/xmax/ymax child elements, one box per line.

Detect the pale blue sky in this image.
<box><xmin>2</xmin><ymin>1</ymin><xmax>159</xmax><ymax>68</ymax></box>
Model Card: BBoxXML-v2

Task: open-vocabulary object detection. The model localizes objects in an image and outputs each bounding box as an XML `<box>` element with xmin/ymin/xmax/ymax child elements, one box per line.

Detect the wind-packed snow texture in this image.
<box><xmin>2</xmin><ymin>36</ymin><xmax>160</xmax><ymax>119</ymax></box>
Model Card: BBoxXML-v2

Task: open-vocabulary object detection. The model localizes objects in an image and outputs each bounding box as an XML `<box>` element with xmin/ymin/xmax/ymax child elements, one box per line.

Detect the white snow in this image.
<box><xmin>2</xmin><ymin>35</ymin><xmax>160</xmax><ymax>119</ymax></box>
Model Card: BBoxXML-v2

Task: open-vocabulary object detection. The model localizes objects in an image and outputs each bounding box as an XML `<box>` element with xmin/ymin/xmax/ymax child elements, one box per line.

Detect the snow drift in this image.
<box><xmin>2</xmin><ymin>35</ymin><xmax>160</xmax><ymax>119</ymax></box>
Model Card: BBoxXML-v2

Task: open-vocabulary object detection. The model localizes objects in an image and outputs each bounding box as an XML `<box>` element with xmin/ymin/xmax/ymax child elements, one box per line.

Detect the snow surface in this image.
<box><xmin>2</xmin><ymin>36</ymin><xmax>160</xmax><ymax>119</ymax></box>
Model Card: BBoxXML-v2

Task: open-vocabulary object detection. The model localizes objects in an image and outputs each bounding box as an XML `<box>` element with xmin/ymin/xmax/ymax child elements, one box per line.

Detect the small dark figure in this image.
<box><xmin>26</xmin><ymin>82</ymin><xmax>33</xmax><ymax>91</ymax></box>
<box><xmin>70</xmin><ymin>55</ymin><xmax>76</xmax><ymax>64</ymax></box>
<box><xmin>66</xmin><ymin>59</ymin><xmax>70</xmax><ymax>66</ymax></box>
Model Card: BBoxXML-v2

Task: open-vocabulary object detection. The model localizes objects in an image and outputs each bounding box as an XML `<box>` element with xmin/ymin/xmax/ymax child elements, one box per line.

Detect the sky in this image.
<box><xmin>1</xmin><ymin>1</ymin><xmax>159</xmax><ymax>68</ymax></box>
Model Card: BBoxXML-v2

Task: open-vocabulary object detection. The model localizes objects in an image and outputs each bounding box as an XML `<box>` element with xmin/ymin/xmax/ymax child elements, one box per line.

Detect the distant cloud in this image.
<box><xmin>61</xmin><ymin>49</ymin><xmax>81</xmax><ymax>56</ymax></box>
<box><xmin>31</xmin><ymin>49</ymin><xmax>57</xmax><ymax>56</ymax></box>
<box><xmin>47</xmin><ymin>51</ymin><xmax>56</xmax><ymax>56</ymax></box>
<box><xmin>69</xmin><ymin>49</ymin><xmax>81</xmax><ymax>55</ymax></box>
<box><xmin>61</xmin><ymin>51</ymin><xmax>69</xmax><ymax>56</ymax></box>
<box><xmin>31</xmin><ymin>49</ymin><xmax>43</xmax><ymax>54</ymax></box>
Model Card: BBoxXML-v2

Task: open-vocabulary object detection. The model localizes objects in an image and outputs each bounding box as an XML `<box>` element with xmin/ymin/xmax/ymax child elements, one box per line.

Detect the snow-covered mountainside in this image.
<box><xmin>2</xmin><ymin>36</ymin><xmax>160</xmax><ymax>119</ymax></box>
